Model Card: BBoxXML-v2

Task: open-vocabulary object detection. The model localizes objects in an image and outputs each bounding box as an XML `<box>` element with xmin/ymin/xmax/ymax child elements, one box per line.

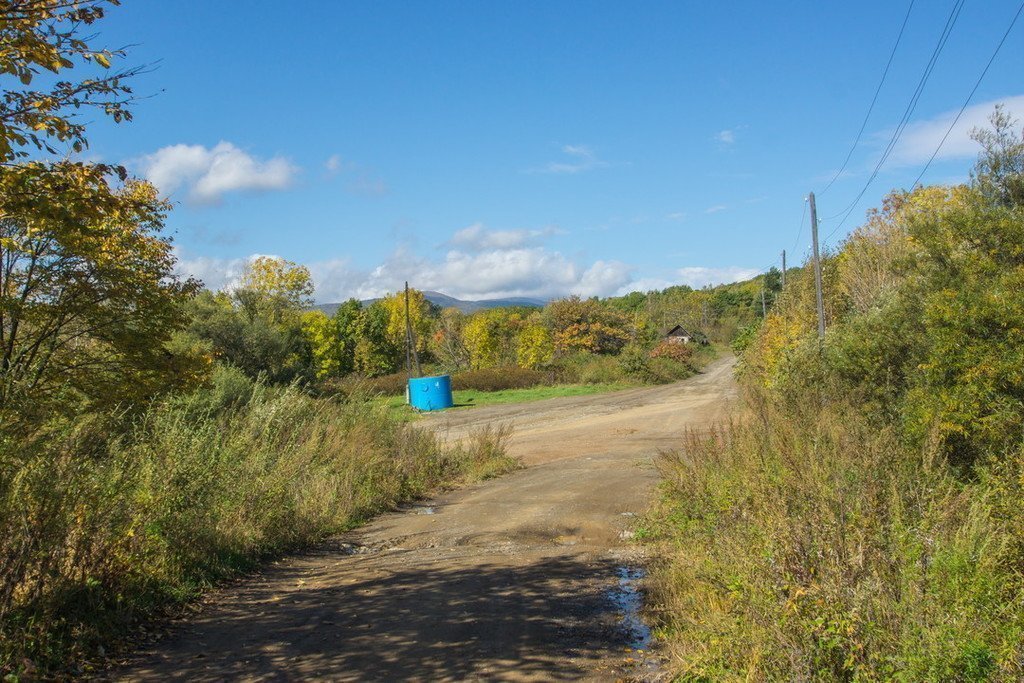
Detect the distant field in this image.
<box><xmin>379</xmin><ymin>383</ymin><xmax>631</xmax><ymax>417</ymax></box>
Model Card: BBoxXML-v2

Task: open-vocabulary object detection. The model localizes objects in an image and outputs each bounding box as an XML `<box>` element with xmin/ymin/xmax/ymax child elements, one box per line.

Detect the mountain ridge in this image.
<box><xmin>312</xmin><ymin>290</ymin><xmax>547</xmax><ymax>316</ymax></box>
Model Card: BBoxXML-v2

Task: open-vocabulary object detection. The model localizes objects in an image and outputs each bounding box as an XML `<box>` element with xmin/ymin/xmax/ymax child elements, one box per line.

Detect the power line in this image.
<box><xmin>911</xmin><ymin>0</ymin><xmax>1024</xmax><ymax>188</ymax></box>
<box><xmin>819</xmin><ymin>0</ymin><xmax>916</xmax><ymax>196</ymax></box>
<box><xmin>825</xmin><ymin>0</ymin><xmax>964</xmax><ymax>227</ymax></box>
<box><xmin>824</xmin><ymin>0</ymin><xmax>966</xmax><ymax>242</ymax></box>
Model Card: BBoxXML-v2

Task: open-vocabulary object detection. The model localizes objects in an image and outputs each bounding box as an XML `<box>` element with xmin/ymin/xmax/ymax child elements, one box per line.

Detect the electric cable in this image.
<box><xmin>911</xmin><ymin>0</ymin><xmax>1024</xmax><ymax>188</ymax></box>
<box><xmin>820</xmin><ymin>0</ymin><xmax>916</xmax><ymax>195</ymax></box>
<box><xmin>823</xmin><ymin>0</ymin><xmax>966</xmax><ymax>241</ymax></box>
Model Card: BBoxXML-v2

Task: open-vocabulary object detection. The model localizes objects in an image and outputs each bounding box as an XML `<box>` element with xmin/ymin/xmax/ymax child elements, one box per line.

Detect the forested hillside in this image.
<box><xmin>176</xmin><ymin>258</ymin><xmax>772</xmax><ymax>392</ymax></box>
<box><xmin>649</xmin><ymin>107</ymin><xmax>1024</xmax><ymax>680</ymax></box>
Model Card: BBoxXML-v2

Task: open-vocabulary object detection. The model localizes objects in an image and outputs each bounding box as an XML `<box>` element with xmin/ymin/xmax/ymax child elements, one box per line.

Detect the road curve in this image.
<box><xmin>115</xmin><ymin>355</ymin><xmax>737</xmax><ymax>682</ymax></box>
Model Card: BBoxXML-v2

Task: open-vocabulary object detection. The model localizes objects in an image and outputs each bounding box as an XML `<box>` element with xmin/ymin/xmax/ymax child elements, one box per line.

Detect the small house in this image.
<box><xmin>664</xmin><ymin>325</ymin><xmax>709</xmax><ymax>345</ymax></box>
<box><xmin>664</xmin><ymin>325</ymin><xmax>692</xmax><ymax>344</ymax></box>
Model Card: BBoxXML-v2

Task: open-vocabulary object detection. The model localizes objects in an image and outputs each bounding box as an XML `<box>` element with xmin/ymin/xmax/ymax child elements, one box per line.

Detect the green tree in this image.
<box><xmin>970</xmin><ymin>104</ymin><xmax>1024</xmax><ymax>208</ymax></box>
<box><xmin>331</xmin><ymin>298</ymin><xmax>361</xmax><ymax>376</ymax></box>
<box><xmin>0</xmin><ymin>171</ymin><xmax>200</xmax><ymax>426</ymax></box>
<box><xmin>901</xmin><ymin>184</ymin><xmax>1024</xmax><ymax>466</ymax></box>
<box><xmin>183</xmin><ymin>290</ymin><xmax>308</xmax><ymax>384</ymax></box>
<box><xmin>300</xmin><ymin>299</ymin><xmax>360</xmax><ymax>380</ymax></box>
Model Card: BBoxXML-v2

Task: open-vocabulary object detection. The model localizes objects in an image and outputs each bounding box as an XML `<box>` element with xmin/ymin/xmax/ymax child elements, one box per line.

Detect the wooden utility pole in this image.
<box><xmin>404</xmin><ymin>282</ymin><xmax>422</xmax><ymax>377</ymax></box>
<box><xmin>781</xmin><ymin>249</ymin><xmax>786</xmax><ymax>288</ymax></box>
<box><xmin>809</xmin><ymin>193</ymin><xmax>825</xmax><ymax>339</ymax></box>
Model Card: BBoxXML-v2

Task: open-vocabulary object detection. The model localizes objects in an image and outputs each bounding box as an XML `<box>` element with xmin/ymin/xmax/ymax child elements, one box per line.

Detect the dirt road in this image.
<box><xmin>116</xmin><ymin>356</ymin><xmax>737</xmax><ymax>681</ymax></box>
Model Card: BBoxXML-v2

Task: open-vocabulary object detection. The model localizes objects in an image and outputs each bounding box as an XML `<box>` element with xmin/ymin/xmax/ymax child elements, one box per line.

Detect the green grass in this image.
<box><xmin>379</xmin><ymin>382</ymin><xmax>632</xmax><ymax>416</ymax></box>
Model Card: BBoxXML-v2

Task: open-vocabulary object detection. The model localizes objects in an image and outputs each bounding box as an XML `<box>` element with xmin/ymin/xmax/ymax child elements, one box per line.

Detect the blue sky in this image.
<box><xmin>85</xmin><ymin>1</ymin><xmax>1023</xmax><ymax>302</ymax></box>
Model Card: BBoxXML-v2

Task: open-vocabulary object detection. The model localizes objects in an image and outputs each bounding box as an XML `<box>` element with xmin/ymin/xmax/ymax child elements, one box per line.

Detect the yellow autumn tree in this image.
<box><xmin>236</xmin><ymin>256</ymin><xmax>314</xmax><ymax>324</ymax></box>
<box><xmin>379</xmin><ymin>287</ymin><xmax>431</xmax><ymax>358</ymax></box>
<box><xmin>463</xmin><ymin>308</ymin><xmax>523</xmax><ymax>368</ymax></box>
<box><xmin>516</xmin><ymin>315</ymin><xmax>553</xmax><ymax>368</ymax></box>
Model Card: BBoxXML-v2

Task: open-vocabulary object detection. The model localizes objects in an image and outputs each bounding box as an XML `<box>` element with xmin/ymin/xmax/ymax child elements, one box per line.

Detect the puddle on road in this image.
<box><xmin>416</xmin><ymin>506</ymin><xmax>437</xmax><ymax>515</ymax></box>
<box><xmin>608</xmin><ymin>566</ymin><xmax>652</xmax><ymax>650</ymax></box>
<box><xmin>607</xmin><ymin>565</ymin><xmax>660</xmax><ymax>678</ymax></box>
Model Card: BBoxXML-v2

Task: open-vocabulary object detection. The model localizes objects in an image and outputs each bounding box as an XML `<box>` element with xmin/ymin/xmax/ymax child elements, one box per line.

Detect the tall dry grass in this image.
<box><xmin>0</xmin><ymin>366</ymin><xmax>517</xmax><ymax>677</ymax></box>
<box><xmin>648</xmin><ymin>387</ymin><xmax>1024</xmax><ymax>681</ymax></box>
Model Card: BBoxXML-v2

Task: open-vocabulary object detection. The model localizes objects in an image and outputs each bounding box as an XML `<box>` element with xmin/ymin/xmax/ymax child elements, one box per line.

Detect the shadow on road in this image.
<box><xmin>121</xmin><ymin>551</ymin><xmax>627</xmax><ymax>681</ymax></box>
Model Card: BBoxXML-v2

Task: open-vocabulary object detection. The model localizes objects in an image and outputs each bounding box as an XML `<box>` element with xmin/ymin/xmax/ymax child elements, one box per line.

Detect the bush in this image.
<box><xmin>0</xmin><ymin>376</ymin><xmax>517</xmax><ymax>677</ymax></box>
<box><xmin>649</xmin><ymin>340</ymin><xmax>695</xmax><ymax>364</ymax></box>
<box><xmin>618</xmin><ymin>344</ymin><xmax>651</xmax><ymax>379</ymax></box>
<box><xmin>646</xmin><ymin>357</ymin><xmax>694</xmax><ymax>383</ymax></box>
<box><xmin>348</xmin><ymin>370</ymin><xmax>410</xmax><ymax>396</ymax></box>
<box><xmin>648</xmin><ymin>382</ymin><xmax>1024</xmax><ymax>680</ymax></box>
<box><xmin>451</xmin><ymin>367</ymin><xmax>553</xmax><ymax>392</ymax></box>
<box><xmin>568</xmin><ymin>354</ymin><xmax>627</xmax><ymax>384</ymax></box>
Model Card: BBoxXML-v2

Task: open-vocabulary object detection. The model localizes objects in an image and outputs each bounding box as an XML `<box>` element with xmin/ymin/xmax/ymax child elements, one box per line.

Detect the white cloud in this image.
<box><xmin>324</xmin><ymin>154</ymin><xmax>342</xmax><ymax>173</ymax></box>
<box><xmin>676</xmin><ymin>266</ymin><xmax>760</xmax><ymax>288</ymax></box>
<box><xmin>172</xmin><ymin>250</ymin><xmax>268</xmax><ymax>291</ymax></box>
<box><xmin>615</xmin><ymin>278</ymin><xmax>675</xmax><ymax>295</ymax></box>
<box><xmin>889</xmin><ymin>94</ymin><xmax>1024</xmax><ymax>167</ymax></box>
<box><xmin>139</xmin><ymin>142</ymin><xmax>298</xmax><ymax>204</ymax></box>
<box><xmin>576</xmin><ymin>260</ymin><xmax>633</xmax><ymax>297</ymax></box>
<box><xmin>532</xmin><ymin>144</ymin><xmax>610</xmax><ymax>174</ymax></box>
<box><xmin>337</xmin><ymin>246</ymin><xmax>631</xmax><ymax>301</ymax></box>
<box><xmin>666</xmin><ymin>212</ymin><xmax>687</xmax><ymax>221</ymax></box>
<box><xmin>172</xmin><ymin>228</ymin><xmax>761</xmax><ymax>304</ymax></box>
<box><xmin>176</xmin><ymin>225</ymin><xmax>633</xmax><ymax>303</ymax></box>
<box><xmin>448</xmin><ymin>223</ymin><xmax>556</xmax><ymax>251</ymax></box>
<box><xmin>704</xmin><ymin>204</ymin><xmax>727</xmax><ymax>214</ymax></box>
<box><xmin>715</xmin><ymin>129</ymin><xmax>736</xmax><ymax>144</ymax></box>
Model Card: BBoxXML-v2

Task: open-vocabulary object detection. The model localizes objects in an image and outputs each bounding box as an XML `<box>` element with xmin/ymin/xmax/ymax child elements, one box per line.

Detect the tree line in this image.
<box><xmin>171</xmin><ymin>256</ymin><xmax>776</xmax><ymax>391</ymax></box>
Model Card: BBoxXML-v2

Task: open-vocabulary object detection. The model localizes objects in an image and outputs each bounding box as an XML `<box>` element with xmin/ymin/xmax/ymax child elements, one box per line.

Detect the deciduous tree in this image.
<box><xmin>0</xmin><ymin>0</ymin><xmax>140</xmax><ymax>163</ymax></box>
<box><xmin>0</xmin><ymin>167</ymin><xmax>199</xmax><ymax>426</ymax></box>
<box><xmin>379</xmin><ymin>287</ymin><xmax>431</xmax><ymax>359</ymax></box>
<box><xmin>236</xmin><ymin>256</ymin><xmax>314</xmax><ymax>324</ymax></box>
<box><xmin>545</xmin><ymin>296</ymin><xmax>631</xmax><ymax>355</ymax></box>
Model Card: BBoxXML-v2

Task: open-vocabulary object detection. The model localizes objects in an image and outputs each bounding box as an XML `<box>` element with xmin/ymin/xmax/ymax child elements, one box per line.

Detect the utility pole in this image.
<box><xmin>761</xmin><ymin>288</ymin><xmax>767</xmax><ymax>318</ymax></box>
<box><xmin>809</xmin><ymin>192</ymin><xmax>825</xmax><ymax>339</ymax></box>
<box><xmin>404</xmin><ymin>281</ymin><xmax>422</xmax><ymax>377</ymax></box>
<box><xmin>781</xmin><ymin>249</ymin><xmax>786</xmax><ymax>288</ymax></box>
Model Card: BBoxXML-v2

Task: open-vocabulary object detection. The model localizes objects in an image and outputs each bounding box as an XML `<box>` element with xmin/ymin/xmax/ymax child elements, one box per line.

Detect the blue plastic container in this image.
<box><xmin>408</xmin><ymin>375</ymin><xmax>454</xmax><ymax>411</ymax></box>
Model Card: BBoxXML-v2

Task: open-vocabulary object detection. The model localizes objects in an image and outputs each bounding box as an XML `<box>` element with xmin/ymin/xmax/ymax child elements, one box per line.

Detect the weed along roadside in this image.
<box><xmin>0</xmin><ymin>367</ymin><xmax>519</xmax><ymax>678</ymax></box>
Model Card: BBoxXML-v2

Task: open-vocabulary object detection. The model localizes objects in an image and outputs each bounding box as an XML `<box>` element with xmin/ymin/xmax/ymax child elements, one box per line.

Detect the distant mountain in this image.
<box><xmin>312</xmin><ymin>291</ymin><xmax>547</xmax><ymax>316</ymax></box>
